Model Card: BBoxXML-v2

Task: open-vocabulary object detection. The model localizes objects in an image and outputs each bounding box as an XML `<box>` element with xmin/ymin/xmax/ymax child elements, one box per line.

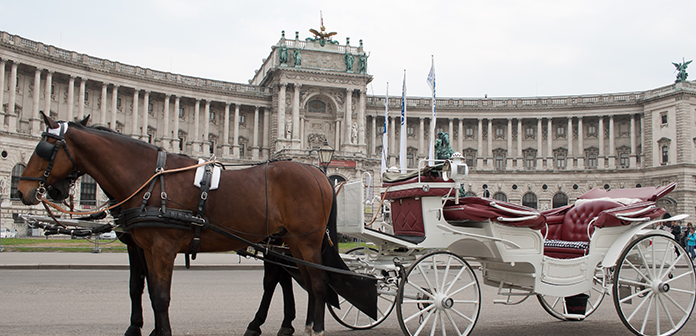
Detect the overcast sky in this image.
<box><xmin>1</xmin><ymin>0</ymin><xmax>695</xmax><ymax>98</ymax></box>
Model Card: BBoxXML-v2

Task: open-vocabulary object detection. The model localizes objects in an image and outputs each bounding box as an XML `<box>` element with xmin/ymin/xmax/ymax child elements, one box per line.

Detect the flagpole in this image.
<box><xmin>427</xmin><ymin>55</ymin><xmax>436</xmax><ymax>164</ymax></box>
<box><xmin>381</xmin><ymin>82</ymin><xmax>389</xmax><ymax>174</ymax></box>
<box><xmin>400</xmin><ymin>70</ymin><xmax>407</xmax><ymax>174</ymax></box>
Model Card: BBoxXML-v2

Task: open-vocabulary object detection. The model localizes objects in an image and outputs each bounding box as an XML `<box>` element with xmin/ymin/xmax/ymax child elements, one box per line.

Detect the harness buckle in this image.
<box><xmin>155</xmin><ymin>167</ymin><xmax>164</xmax><ymax>174</ymax></box>
<box><xmin>161</xmin><ymin>192</ymin><xmax>167</xmax><ymax>200</ymax></box>
<box><xmin>143</xmin><ymin>192</ymin><xmax>151</xmax><ymax>200</ymax></box>
<box><xmin>200</xmin><ymin>191</ymin><xmax>208</xmax><ymax>201</ymax></box>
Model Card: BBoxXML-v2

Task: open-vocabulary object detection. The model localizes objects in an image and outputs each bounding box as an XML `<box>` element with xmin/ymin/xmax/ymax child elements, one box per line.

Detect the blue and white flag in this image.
<box><xmin>381</xmin><ymin>83</ymin><xmax>389</xmax><ymax>174</ymax></box>
<box><xmin>427</xmin><ymin>56</ymin><xmax>436</xmax><ymax>164</ymax></box>
<box><xmin>400</xmin><ymin>70</ymin><xmax>407</xmax><ymax>174</ymax></box>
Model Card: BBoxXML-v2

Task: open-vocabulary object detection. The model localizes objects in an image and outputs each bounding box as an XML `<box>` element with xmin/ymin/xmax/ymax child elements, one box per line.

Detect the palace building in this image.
<box><xmin>1</xmin><ymin>28</ymin><xmax>695</xmax><ymax>234</ymax></box>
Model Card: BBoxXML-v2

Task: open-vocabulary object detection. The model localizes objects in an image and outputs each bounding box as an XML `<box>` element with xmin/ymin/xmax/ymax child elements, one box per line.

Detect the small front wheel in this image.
<box><xmin>396</xmin><ymin>251</ymin><xmax>481</xmax><ymax>336</ymax></box>
<box><xmin>612</xmin><ymin>234</ymin><xmax>696</xmax><ymax>336</ymax></box>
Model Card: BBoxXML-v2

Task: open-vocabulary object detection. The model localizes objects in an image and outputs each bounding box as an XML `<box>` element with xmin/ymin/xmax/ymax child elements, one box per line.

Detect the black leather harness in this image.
<box><xmin>119</xmin><ymin>150</ymin><xmax>214</xmax><ymax>268</ymax></box>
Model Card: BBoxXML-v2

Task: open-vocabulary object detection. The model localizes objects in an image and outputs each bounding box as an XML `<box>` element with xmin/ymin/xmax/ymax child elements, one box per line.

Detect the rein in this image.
<box><xmin>40</xmin><ymin>159</ymin><xmax>216</xmax><ymax>216</ymax></box>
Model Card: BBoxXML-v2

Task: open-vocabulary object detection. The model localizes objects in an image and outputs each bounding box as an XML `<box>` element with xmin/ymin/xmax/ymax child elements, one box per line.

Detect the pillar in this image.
<box><xmin>7</xmin><ymin>62</ymin><xmax>19</xmax><ymax>132</ymax></box>
<box><xmin>630</xmin><ymin>114</ymin><xmax>637</xmax><ymax>168</ymax></box>
<box><xmin>345</xmin><ymin>88</ymin><xmax>353</xmax><ymax>145</ymax></box>
<box><xmin>163</xmin><ymin>94</ymin><xmax>170</xmax><ymax>150</ymax></box>
<box><xmin>131</xmin><ymin>89</ymin><xmax>139</xmax><ymax>139</ymax></box>
<box><xmin>598</xmin><ymin>116</ymin><xmax>604</xmax><ymax>169</ymax></box>
<box><xmin>419</xmin><ymin>117</ymin><xmax>425</xmax><ymax>157</ymax></box>
<box><xmin>203</xmin><ymin>100</ymin><xmax>211</xmax><ymax>154</ymax></box>
<box><xmin>358</xmin><ymin>89</ymin><xmax>366</xmax><ymax>146</ymax></box>
<box><xmin>66</xmin><ymin>75</ymin><xmax>75</xmax><ymax>122</ymax></box>
<box><xmin>547</xmin><ymin>118</ymin><xmax>553</xmax><ymax>164</ymax></box>
<box><xmin>517</xmin><ymin>118</ymin><xmax>522</xmax><ymax>158</ymax></box>
<box><xmin>537</xmin><ymin>118</ymin><xmax>543</xmax><ymax>170</ymax></box>
<box><xmin>263</xmin><ymin>107</ymin><xmax>270</xmax><ymax>159</ymax></box>
<box><xmin>110</xmin><ymin>85</ymin><xmax>119</xmax><ymax>131</ymax></box>
<box><xmin>44</xmin><ymin>71</ymin><xmax>53</xmax><ymax>121</ymax></box>
<box><xmin>577</xmin><ymin>117</ymin><xmax>584</xmax><ymax>169</ymax></box>
<box><xmin>232</xmin><ymin>104</ymin><xmax>240</xmax><ymax>158</ymax></box>
<box><xmin>608</xmin><ymin>115</ymin><xmax>615</xmax><ymax>168</ymax></box>
<box><xmin>477</xmin><ymin>118</ymin><xmax>483</xmax><ymax>169</ymax></box>
<box><xmin>389</xmin><ymin>116</ymin><xmax>396</xmax><ymax>167</ymax></box>
<box><xmin>277</xmin><ymin>83</ymin><xmax>286</xmax><ymax>140</ymax></box>
<box><xmin>78</xmin><ymin>77</ymin><xmax>87</xmax><ymax>120</ymax></box>
<box><xmin>370</xmin><ymin>116</ymin><xmax>376</xmax><ymax>155</ymax></box>
<box><xmin>192</xmin><ymin>98</ymin><xmax>200</xmax><ymax>154</ymax></box>
<box><xmin>292</xmin><ymin>84</ymin><xmax>301</xmax><ymax>145</ymax></box>
<box><xmin>458</xmin><ymin>119</ymin><xmax>463</xmax><ymax>153</ymax></box>
<box><xmin>172</xmin><ymin>96</ymin><xmax>181</xmax><ymax>153</ymax></box>
<box><xmin>506</xmin><ymin>118</ymin><xmax>512</xmax><ymax>169</ymax></box>
<box><xmin>142</xmin><ymin>91</ymin><xmax>150</xmax><ymax>141</ymax></box>
<box><xmin>31</xmin><ymin>68</ymin><xmax>42</xmax><ymax>135</ymax></box>
<box><xmin>252</xmin><ymin>106</ymin><xmax>260</xmax><ymax>160</ymax></box>
<box><xmin>0</xmin><ymin>59</ymin><xmax>5</xmax><ymax>122</ymax></box>
<box><xmin>222</xmin><ymin>102</ymin><xmax>231</xmax><ymax>157</ymax></box>
<box><xmin>567</xmin><ymin>117</ymin><xmax>573</xmax><ymax>169</ymax></box>
<box><xmin>487</xmin><ymin>119</ymin><xmax>493</xmax><ymax>167</ymax></box>
<box><xmin>100</xmin><ymin>83</ymin><xmax>107</xmax><ymax>125</ymax></box>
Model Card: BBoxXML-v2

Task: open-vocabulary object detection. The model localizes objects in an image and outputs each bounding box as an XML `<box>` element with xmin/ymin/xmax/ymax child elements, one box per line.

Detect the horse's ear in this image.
<box><xmin>79</xmin><ymin>114</ymin><xmax>90</xmax><ymax>126</ymax></box>
<box><xmin>41</xmin><ymin>111</ymin><xmax>59</xmax><ymax>129</ymax></box>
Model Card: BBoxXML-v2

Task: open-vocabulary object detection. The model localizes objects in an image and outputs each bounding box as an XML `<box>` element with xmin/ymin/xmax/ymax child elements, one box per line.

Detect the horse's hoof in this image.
<box><xmin>124</xmin><ymin>325</ymin><xmax>142</xmax><ymax>336</ymax></box>
<box><xmin>244</xmin><ymin>329</ymin><xmax>262</xmax><ymax>336</ymax></box>
<box><xmin>277</xmin><ymin>326</ymin><xmax>294</xmax><ymax>336</ymax></box>
<box><xmin>304</xmin><ymin>325</ymin><xmax>312</xmax><ymax>335</ymax></box>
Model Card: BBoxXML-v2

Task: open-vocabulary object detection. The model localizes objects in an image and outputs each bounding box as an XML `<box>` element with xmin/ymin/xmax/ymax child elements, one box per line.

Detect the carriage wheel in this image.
<box><xmin>396</xmin><ymin>251</ymin><xmax>481</xmax><ymax>336</ymax></box>
<box><xmin>537</xmin><ymin>264</ymin><xmax>607</xmax><ymax>321</ymax></box>
<box><xmin>612</xmin><ymin>234</ymin><xmax>696</xmax><ymax>336</ymax></box>
<box><xmin>328</xmin><ymin>247</ymin><xmax>397</xmax><ymax>330</ymax></box>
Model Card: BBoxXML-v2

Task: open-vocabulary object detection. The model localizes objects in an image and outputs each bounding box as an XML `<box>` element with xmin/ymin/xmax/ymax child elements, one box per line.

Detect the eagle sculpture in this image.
<box><xmin>309</xmin><ymin>26</ymin><xmax>337</xmax><ymax>41</ymax></box>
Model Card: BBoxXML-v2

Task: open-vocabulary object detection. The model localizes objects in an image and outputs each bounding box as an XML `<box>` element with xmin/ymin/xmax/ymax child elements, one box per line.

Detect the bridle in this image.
<box><xmin>20</xmin><ymin>122</ymin><xmax>80</xmax><ymax>201</ymax></box>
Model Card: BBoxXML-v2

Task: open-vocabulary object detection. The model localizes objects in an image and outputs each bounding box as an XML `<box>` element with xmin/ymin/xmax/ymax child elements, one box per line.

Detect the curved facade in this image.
<box><xmin>1</xmin><ymin>29</ymin><xmax>696</xmax><ymax>233</ymax></box>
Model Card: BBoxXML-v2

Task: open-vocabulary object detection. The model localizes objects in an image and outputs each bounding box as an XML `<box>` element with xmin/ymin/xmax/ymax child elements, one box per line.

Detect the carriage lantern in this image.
<box><xmin>317</xmin><ymin>140</ymin><xmax>335</xmax><ymax>173</ymax></box>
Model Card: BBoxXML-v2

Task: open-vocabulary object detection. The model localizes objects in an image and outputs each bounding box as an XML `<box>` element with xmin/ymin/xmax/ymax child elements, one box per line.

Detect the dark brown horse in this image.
<box><xmin>18</xmin><ymin>113</ymin><xmax>337</xmax><ymax>336</ymax></box>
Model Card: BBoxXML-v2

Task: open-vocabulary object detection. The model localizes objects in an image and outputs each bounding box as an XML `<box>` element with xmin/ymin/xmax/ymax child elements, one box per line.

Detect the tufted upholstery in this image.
<box><xmin>443</xmin><ymin>197</ymin><xmax>546</xmax><ymax>230</ymax></box>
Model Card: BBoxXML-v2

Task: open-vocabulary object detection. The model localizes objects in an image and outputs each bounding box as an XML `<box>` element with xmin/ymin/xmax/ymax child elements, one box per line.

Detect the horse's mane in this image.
<box><xmin>68</xmin><ymin>122</ymin><xmax>191</xmax><ymax>159</ymax></box>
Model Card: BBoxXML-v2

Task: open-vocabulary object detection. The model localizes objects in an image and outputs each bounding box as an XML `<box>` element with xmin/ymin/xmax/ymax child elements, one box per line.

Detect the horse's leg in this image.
<box><xmin>244</xmin><ymin>260</ymin><xmax>281</xmax><ymax>336</ymax></box>
<box><xmin>278</xmin><ymin>267</ymin><xmax>296</xmax><ymax>336</ymax></box>
<box><xmin>142</xmin><ymin>247</ymin><xmax>177</xmax><ymax>336</ymax></box>
<box><xmin>124</xmin><ymin>244</ymin><xmax>147</xmax><ymax>336</ymax></box>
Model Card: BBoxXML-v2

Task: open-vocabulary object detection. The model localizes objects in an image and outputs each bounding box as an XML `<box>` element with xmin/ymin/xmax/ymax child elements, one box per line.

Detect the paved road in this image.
<box><xmin>2</xmin><ymin>268</ymin><xmax>696</xmax><ymax>336</ymax></box>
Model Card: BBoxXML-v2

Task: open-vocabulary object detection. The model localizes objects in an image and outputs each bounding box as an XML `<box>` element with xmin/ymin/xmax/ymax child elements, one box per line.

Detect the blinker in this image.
<box><xmin>35</xmin><ymin>140</ymin><xmax>55</xmax><ymax>160</ymax></box>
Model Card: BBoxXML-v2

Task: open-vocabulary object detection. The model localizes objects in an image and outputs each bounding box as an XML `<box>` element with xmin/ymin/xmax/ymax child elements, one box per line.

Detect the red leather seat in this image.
<box><xmin>443</xmin><ymin>197</ymin><xmax>546</xmax><ymax>230</ymax></box>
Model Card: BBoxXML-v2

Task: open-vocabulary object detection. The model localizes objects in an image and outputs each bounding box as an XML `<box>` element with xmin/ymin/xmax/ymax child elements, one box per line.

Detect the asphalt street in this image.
<box><xmin>2</xmin><ymin>266</ymin><xmax>696</xmax><ymax>336</ymax></box>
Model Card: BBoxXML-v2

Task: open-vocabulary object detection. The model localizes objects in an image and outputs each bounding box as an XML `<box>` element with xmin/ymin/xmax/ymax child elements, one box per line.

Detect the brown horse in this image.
<box><xmin>18</xmin><ymin>112</ymin><xmax>336</xmax><ymax>336</ymax></box>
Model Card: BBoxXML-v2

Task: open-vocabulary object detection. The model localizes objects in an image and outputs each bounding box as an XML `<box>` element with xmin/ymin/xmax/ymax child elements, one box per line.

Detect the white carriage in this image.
<box><xmin>333</xmin><ymin>155</ymin><xmax>696</xmax><ymax>336</ymax></box>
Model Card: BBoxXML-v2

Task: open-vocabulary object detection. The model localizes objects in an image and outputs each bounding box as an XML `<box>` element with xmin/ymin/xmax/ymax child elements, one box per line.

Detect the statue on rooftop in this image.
<box><xmin>359</xmin><ymin>54</ymin><xmax>368</xmax><ymax>74</ymax></box>
<box><xmin>279</xmin><ymin>44</ymin><xmax>288</xmax><ymax>65</ymax></box>
<box><xmin>673</xmin><ymin>58</ymin><xmax>692</xmax><ymax>83</ymax></box>
<box><xmin>345</xmin><ymin>52</ymin><xmax>354</xmax><ymax>73</ymax></box>
<box><xmin>293</xmin><ymin>48</ymin><xmax>301</xmax><ymax>67</ymax></box>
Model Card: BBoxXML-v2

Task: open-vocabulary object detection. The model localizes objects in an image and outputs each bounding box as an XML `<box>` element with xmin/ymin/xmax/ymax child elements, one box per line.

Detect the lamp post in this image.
<box><xmin>317</xmin><ymin>140</ymin><xmax>335</xmax><ymax>174</ymax></box>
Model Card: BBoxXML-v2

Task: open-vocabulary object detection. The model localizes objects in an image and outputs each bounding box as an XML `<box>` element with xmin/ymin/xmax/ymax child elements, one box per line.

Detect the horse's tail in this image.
<box><xmin>327</xmin><ymin>189</ymin><xmax>338</xmax><ymax>251</ymax></box>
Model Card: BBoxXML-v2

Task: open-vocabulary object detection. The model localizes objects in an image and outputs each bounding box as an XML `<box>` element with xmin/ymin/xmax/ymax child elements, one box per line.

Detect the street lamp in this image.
<box><xmin>317</xmin><ymin>140</ymin><xmax>335</xmax><ymax>174</ymax></box>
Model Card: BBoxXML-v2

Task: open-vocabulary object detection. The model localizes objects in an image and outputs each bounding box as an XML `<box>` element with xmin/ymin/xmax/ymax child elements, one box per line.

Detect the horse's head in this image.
<box><xmin>17</xmin><ymin>112</ymin><xmax>89</xmax><ymax>205</ymax></box>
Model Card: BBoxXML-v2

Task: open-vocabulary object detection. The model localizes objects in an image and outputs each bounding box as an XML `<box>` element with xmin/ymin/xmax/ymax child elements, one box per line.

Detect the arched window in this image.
<box><xmin>328</xmin><ymin>175</ymin><xmax>346</xmax><ymax>187</ymax></box>
<box><xmin>492</xmin><ymin>192</ymin><xmax>507</xmax><ymax>202</ymax></box>
<box><xmin>80</xmin><ymin>175</ymin><xmax>97</xmax><ymax>206</ymax></box>
<box><xmin>522</xmin><ymin>192</ymin><xmax>537</xmax><ymax>209</ymax></box>
<box><xmin>10</xmin><ymin>164</ymin><xmax>25</xmax><ymax>200</ymax></box>
<box><xmin>308</xmin><ymin>100</ymin><xmax>326</xmax><ymax>113</ymax></box>
<box><xmin>552</xmin><ymin>192</ymin><xmax>568</xmax><ymax>208</ymax></box>
<box><xmin>482</xmin><ymin>189</ymin><xmax>491</xmax><ymax>198</ymax></box>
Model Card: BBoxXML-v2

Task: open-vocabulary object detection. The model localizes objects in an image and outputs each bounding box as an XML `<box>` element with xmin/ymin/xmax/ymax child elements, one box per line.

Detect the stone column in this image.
<box><xmin>232</xmin><ymin>104</ymin><xmax>240</xmax><ymax>158</ymax></box>
<box><xmin>222</xmin><ymin>102</ymin><xmax>231</xmax><ymax>157</ymax></box>
<box><xmin>577</xmin><ymin>117</ymin><xmax>584</xmax><ymax>169</ymax></box>
<box><xmin>263</xmin><ymin>107</ymin><xmax>270</xmax><ymax>159</ymax></box>
<box><xmin>506</xmin><ymin>118</ymin><xmax>512</xmax><ymax>169</ymax></box>
<box><xmin>345</xmin><ymin>88</ymin><xmax>353</xmax><ymax>145</ymax></box>
<box><xmin>335</xmin><ymin>120</ymin><xmax>341</xmax><ymax>152</ymax></box>
<box><xmin>7</xmin><ymin>62</ymin><xmax>19</xmax><ymax>133</ymax></box>
<box><xmin>131</xmin><ymin>90</ymin><xmax>139</xmax><ymax>139</ymax></box>
<box><xmin>192</xmin><ymin>98</ymin><xmax>200</xmax><ymax>154</ymax></box>
<box><xmin>163</xmin><ymin>94</ymin><xmax>170</xmax><ymax>150</ymax></box>
<box><xmin>517</xmin><ymin>118</ymin><xmax>522</xmax><ymax>157</ymax></box>
<box><xmin>142</xmin><ymin>91</ymin><xmax>150</xmax><ymax>141</ymax></box>
<box><xmin>100</xmin><ymin>83</ymin><xmax>108</xmax><ymax>125</ymax></box>
<box><xmin>370</xmin><ymin>116</ymin><xmax>376</xmax><ymax>155</ymax></box>
<box><xmin>638</xmin><ymin>115</ymin><xmax>644</xmax><ymax>168</ymax></box>
<box><xmin>78</xmin><ymin>77</ymin><xmax>87</xmax><ymax>120</ymax></box>
<box><xmin>277</xmin><ymin>83</ymin><xmax>286</xmax><ymax>140</ymax></box>
<box><xmin>419</xmin><ymin>117</ymin><xmax>425</xmax><ymax>157</ymax></box>
<box><xmin>172</xmin><ymin>97</ymin><xmax>181</xmax><ymax>153</ymax></box>
<box><xmin>547</xmin><ymin>118</ymin><xmax>553</xmax><ymax>164</ymax></box>
<box><xmin>292</xmin><ymin>84</ymin><xmax>301</xmax><ymax>147</ymax></box>
<box><xmin>110</xmin><ymin>85</ymin><xmax>119</xmax><ymax>130</ymax></box>
<box><xmin>477</xmin><ymin>118</ymin><xmax>483</xmax><ymax>169</ymax></box>
<box><xmin>31</xmin><ymin>68</ymin><xmax>42</xmax><ymax>135</ymax></box>
<box><xmin>487</xmin><ymin>119</ymin><xmax>493</xmax><ymax>167</ymax></box>
<box><xmin>630</xmin><ymin>114</ymin><xmax>637</xmax><ymax>168</ymax></box>
<box><xmin>252</xmin><ymin>106</ymin><xmax>260</xmax><ymax>160</ymax></box>
<box><xmin>203</xmin><ymin>100</ymin><xmax>211</xmax><ymax>154</ymax></box>
<box><xmin>567</xmin><ymin>117</ymin><xmax>573</xmax><ymax>168</ymax></box>
<box><xmin>458</xmin><ymin>119</ymin><xmax>463</xmax><ymax>153</ymax></box>
<box><xmin>389</xmin><ymin>116</ymin><xmax>397</xmax><ymax>167</ymax></box>
<box><xmin>608</xmin><ymin>115</ymin><xmax>616</xmax><ymax>168</ymax></box>
<box><xmin>537</xmin><ymin>118</ymin><xmax>543</xmax><ymax>169</ymax></box>
<box><xmin>358</xmin><ymin>89</ymin><xmax>366</xmax><ymax>146</ymax></box>
<box><xmin>66</xmin><ymin>75</ymin><xmax>74</xmax><ymax>122</ymax></box>
<box><xmin>448</xmin><ymin>119</ymin><xmax>454</xmax><ymax>145</ymax></box>
<box><xmin>0</xmin><ymin>59</ymin><xmax>5</xmax><ymax>123</ymax></box>
<box><xmin>44</xmin><ymin>71</ymin><xmax>53</xmax><ymax>120</ymax></box>
<box><xmin>598</xmin><ymin>116</ymin><xmax>604</xmax><ymax>169</ymax></box>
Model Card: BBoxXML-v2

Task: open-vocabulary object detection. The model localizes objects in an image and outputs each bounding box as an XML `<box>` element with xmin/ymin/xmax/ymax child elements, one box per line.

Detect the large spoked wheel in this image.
<box><xmin>328</xmin><ymin>247</ymin><xmax>398</xmax><ymax>330</ymax></box>
<box><xmin>396</xmin><ymin>251</ymin><xmax>481</xmax><ymax>336</ymax></box>
<box><xmin>612</xmin><ymin>234</ymin><xmax>696</xmax><ymax>336</ymax></box>
<box><xmin>537</xmin><ymin>264</ymin><xmax>607</xmax><ymax>321</ymax></box>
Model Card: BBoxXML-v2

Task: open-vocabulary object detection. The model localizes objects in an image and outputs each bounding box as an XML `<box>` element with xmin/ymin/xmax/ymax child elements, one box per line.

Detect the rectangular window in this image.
<box><xmin>209</xmin><ymin>111</ymin><xmax>216</xmax><ymax>121</ymax></box>
<box><xmin>239</xmin><ymin>115</ymin><xmax>246</xmax><ymax>124</ymax></box>
<box><xmin>148</xmin><ymin>103</ymin><xmax>153</xmax><ymax>112</ymax></box>
<box><xmin>587</xmin><ymin>154</ymin><xmax>597</xmax><ymax>168</ymax></box>
<box><xmin>526</xmin><ymin>127</ymin><xmax>534</xmax><ymax>136</ymax></box>
<box><xmin>84</xmin><ymin>92</ymin><xmax>89</xmax><ymax>101</ymax></box>
<box><xmin>662</xmin><ymin>146</ymin><xmax>669</xmax><ymax>163</ymax></box>
<box><xmin>378</xmin><ymin>126</ymin><xmax>385</xmax><ymax>133</ymax></box>
<box><xmin>117</xmin><ymin>97</ymin><xmax>122</xmax><ymax>108</ymax></box>
<box><xmin>179</xmin><ymin>137</ymin><xmax>185</xmax><ymax>151</ymax></box>
<box><xmin>556</xmin><ymin>155</ymin><xmax>566</xmax><ymax>169</ymax></box>
<box><xmin>179</xmin><ymin>107</ymin><xmax>185</xmax><ymax>118</ymax></box>
<box><xmin>240</xmin><ymin>144</ymin><xmax>245</xmax><ymax>157</ymax></box>
<box><xmin>495</xmin><ymin>127</ymin><xmax>504</xmax><ymax>137</ymax></box>
<box><xmin>436</xmin><ymin>127</ymin><xmax>444</xmax><ymax>135</ymax></box>
<box><xmin>466</xmin><ymin>127</ymin><xmax>474</xmax><ymax>136</ymax></box>
<box><xmin>51</xmin><ymin>84</ymin><xmax>54</xmax><ymax>95</ymax></box>
<box><xmin>619</xmin><ymin>153</ymin><xmax>629</xmax><ymax>167</ymax></box>
<box><xmin>465</xmin><ymin>154</ymin><xmax>474</xmax><ymax>167</ymax></box>
<box><xmin>557</xmin><ymin>127</ymin><xmax>565</xmax><ymax>136</ymax></box>
<box><xmin>495</xmin><ymin>154</ymin><xmax>505</xmax><ymax>170</ymax></box>
<box><xmin>587</xmin><ymin>125</ymin><xmax>596</xmax><ymax>135</ymax></box>
<box><xmin>525</xmin><ymin>155</ymin><xmax>535</xmax><ymax>169</ymax></box>
<box><xmin>209</xmin><ymin>140</ymin><xmax>215</xmax><ymax>154</ymax></box>
<box><xmin>80</xmin><ymin>175</ymin><xmax>97</xmax><ymax>206</ymax></box>
<box><xmin>407</xmin><ymin>153</ymin><xmax>414</xmax><ymax>167</ymax></box>
<box><xmin>407</xmin><ymin>127</ymin><xmax>414</xmax><ymax>135</ymax></box>
<box><xmin>661</xmin><ymin>113</ymin><xmax>668</xmax><ymax>125</ymax></box>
